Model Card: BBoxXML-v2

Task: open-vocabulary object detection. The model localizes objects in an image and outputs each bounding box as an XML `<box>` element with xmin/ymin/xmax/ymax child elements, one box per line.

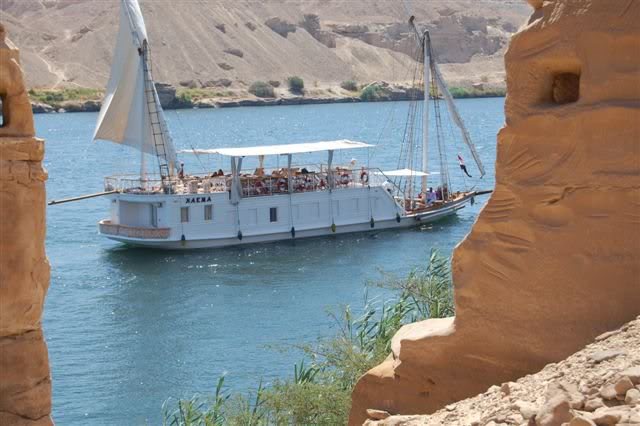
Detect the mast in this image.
<box><xmin>421</xmin><ymin>31</ymin><xmax>430</xmax><ymax>195</ymax></box>
<box><xmin>408</xmin><ymin>15</ymin><xmax>486</xmax><ymax>182</ymax></box>
<box><xmin>409</xmin><ymin>16</ymin><xmax>430</xmax><ymax>195</ymax></box>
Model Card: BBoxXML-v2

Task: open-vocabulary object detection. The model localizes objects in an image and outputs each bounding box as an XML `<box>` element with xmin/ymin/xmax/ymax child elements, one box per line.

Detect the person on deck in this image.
<box><xmin>427</xmin><ymin>187</ymin><xmax>436</xmax><ymax>203</ymax></box>
<box><xmin>178</xmin><ymin>162</ymin><xmax>185</xmax><ymax>180</ymax></box>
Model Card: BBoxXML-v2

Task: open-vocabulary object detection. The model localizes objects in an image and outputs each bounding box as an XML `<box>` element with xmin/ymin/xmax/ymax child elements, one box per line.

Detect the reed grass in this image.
<box><xmin>162</xmin><ymin>249</ymin><xmax>454</xmax><ymax>425</ymax></box>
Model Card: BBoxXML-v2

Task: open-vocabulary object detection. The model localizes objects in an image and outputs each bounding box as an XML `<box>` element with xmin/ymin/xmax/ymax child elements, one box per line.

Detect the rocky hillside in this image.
<box><xmin>1</xmin><ymin>0</ymin><xmax>528</xmax><ymax>92</ymax></box>
<box><xmin>365</xmin><ymin>316</ymin><xmax>640</xmax><ymax>426</ymax></box>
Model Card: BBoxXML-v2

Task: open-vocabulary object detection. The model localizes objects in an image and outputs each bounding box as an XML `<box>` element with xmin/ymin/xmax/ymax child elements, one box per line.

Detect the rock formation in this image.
<box><xmin>365</xmin><ymin>316</ymin><xmax>640</xmax><ymax>425</ymax></box>
<box><xmin>350</xmin><ymin>1</ymin><xmax>640</xmax><ymax>424</ymax></box>
<box><xmin>0</xmin><ymin>23</ymin><xmax>53</xmax><ymax>425</ymax></box>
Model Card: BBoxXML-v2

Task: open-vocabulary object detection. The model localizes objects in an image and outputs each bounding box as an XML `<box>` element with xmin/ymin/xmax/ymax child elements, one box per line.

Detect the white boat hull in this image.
<box><xmin>99</xmin><ymin>188</ymin><xmax>472</xmax><ymax>250</ymax></box>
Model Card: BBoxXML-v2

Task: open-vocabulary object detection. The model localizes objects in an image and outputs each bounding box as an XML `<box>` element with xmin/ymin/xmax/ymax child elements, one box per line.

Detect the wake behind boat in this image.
<box><xmin>89</xmin><ymin>0</ymin><xmax>490</xmax><ymax>250</ymax></box>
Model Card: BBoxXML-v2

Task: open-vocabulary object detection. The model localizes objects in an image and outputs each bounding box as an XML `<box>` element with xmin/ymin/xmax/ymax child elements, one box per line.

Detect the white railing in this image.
<box><xmin>104</xmin><ymin>167</ymin><xmax>404</xmax><ymax>199</ymax></box>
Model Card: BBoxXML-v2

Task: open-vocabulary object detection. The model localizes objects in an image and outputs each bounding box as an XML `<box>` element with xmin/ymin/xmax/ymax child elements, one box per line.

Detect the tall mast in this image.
<box><xmin>421</xmin><ymin>31</ymin><xmax>430</xmax><ymax>195</ymax></box>
<box><xmin>409</xmin><ymin>16</ymin><xmax>430</xmax><ymax>194</ymax></box>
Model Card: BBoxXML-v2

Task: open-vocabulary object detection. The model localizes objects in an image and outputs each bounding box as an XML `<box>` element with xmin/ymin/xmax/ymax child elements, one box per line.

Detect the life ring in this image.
<box><xmin>277</xmin><ymin>178</ymin><xmax>287</xmax><ymax>192</ymax></box>
<box><xmin>360</xmin><ymin>170</ymin><xmax>369</xmax><ymax>184</ymax></box>
<box><xmin>340</xmin><ymin>173</ymin><xmax>350</xmax><ymax>185</ymax></box>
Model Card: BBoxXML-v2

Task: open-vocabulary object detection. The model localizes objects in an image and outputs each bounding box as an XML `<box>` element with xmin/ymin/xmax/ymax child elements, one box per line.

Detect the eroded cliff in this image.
<box><xmin>0</xmin><ymin>24</ymin><xmax>52</xmax><ymax>425</ymax></box>
<box><xmin>350</xmin><ymin>1</ymin><xmax>640</xmax><ymax>424</ymax></box>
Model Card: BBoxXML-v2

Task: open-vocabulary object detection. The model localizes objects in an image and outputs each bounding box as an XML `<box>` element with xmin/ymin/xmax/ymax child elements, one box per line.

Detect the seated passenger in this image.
<box><xmin>427</xmin><ymin>187</ymin><xmax>436</xmax><ymax>203</ymax></box>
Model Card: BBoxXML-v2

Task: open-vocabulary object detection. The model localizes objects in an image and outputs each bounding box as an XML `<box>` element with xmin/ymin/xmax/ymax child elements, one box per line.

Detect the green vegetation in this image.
<box><xmin>359</xmin><ymin>84</ymin><xmax>387</xmax><ymax>101</ymax></box>
<box><xmin>340</xmin><ymin>80</ymin><xmax>358</xmax><ymax>92</ymax></box>
<box><xmin>287</xmin><ymin>76</ymin><xmax>305</xmax><ymax>94</ymax></box>
<box><xmin>28</xmin><ymin>88</ymin><xmax>102</xmax><ymax>108</ymax></box>
<box><xmin>162</xmin><ymin>250</ymin><xmax>454</xmax><ymax>426</ymax></box>
<box><xmin>176</xmin><ymin>88</ymin><xmax>234</xmax><ymax>103</ymax></box>
<box><xmin>249</xmin><ymin>81</ymin><xmax>276</xmax><ymax>98</ymax></box>
<box><xmin>448</xmin><ymin>86</ymin><xmax>506</xmax><ymax>98</ymax></box>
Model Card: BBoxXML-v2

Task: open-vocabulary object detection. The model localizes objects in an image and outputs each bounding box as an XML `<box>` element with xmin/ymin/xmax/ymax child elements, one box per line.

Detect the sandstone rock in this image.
<box><xmin>264</xmin><ymin>17</ymin><xmax>296</xmax><ymax>38</ymax></box>
<box><xmin>588</xmin><ymin>350</ymin><xmax>626</xmax><ymax>364</ymax></box>
<box><xmin>30</xmin><ymin>102</ymin><xmax>54</xmax><ymax>114</ymax></box>
<box><xmin>613</xmin><ymin>377</ymin><xmax>634</xmax><ymax>396</ymax></box>
<box><xmin>515</xmin><ymin>400</ymin><xmax>539</xmax><ymax>419</ymax></box>
<box><xmin>349</xmin><ymin>1</ymin><xmax>640</xmax><ymax>424</ymax></box>
<box><xmin>0</xmin><ymin>24</ymin><xmax>34</xmax><ymax>137</ymax></box>
<box><xmin>536</xmin><ymin>394</ymin><xmax>573</xmax><ymax>426</ymax></box>
<box><xmin>569</xmin><ymin>416</ymin><xmax>596</xmax><ymax>426</ymax></box>
<box><xmin>590</xmin><ymin>407</ymin><xmax>625</xmax><ymax>426</ymax></box>
<box><xmin>366</xmin><ymin>409</ymin><xmax>391</xmax><ymax>420</ymax></box>
<box><xmin>547</xmin><ymin>381</ymin><xmax>585</xmax><ymax>410</ymax></box>
<box><xmin>619</xmin><ymin>366</ymin><xmax>640</xmax><ymax>384</ymax></box>
<box><xmin>599</xmin><ymin>385</ymin><xmax>617</xmax><ymax>401</ymax></box>
<box><xmin>624</xmin><ymin>388</ymin><xmax>639</xmax><ymax>405</ymax></box>
<box><xmin>0</xmin><ymin>26</ymin><xmax>52</xmax><ymax>425</ymax></box>
<box><xmin>154</xmin><ymin>82</ymin><xmax>176</xmax><ymax>108</ymax></box>
<box><xmin>501</xmin><ymin>382</ymin><xmax>511</xmax><ymax>396</ymax></box>
<box><xmin>583</xmin><ymin>398</ymin><xmax>605</xmax><ymax>412</ymax></box>
<box><xmin>526</xmin><ymin>0</ymin><xmax>544</xmax><ymax>10</ymax></box>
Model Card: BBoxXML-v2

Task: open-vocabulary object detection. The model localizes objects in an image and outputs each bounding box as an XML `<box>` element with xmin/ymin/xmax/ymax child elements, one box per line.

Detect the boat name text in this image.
<box><xmin>185</xmin><ymin>196</ymin><xmax>212</xmax><ymax>204</ymax></box>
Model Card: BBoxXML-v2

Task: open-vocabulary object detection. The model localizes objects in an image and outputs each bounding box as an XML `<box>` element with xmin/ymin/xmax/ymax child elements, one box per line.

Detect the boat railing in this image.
<box><xmin>104</xmin><ymin>167</ymin><xmax>393</xmax><ymax>197</ymax></box>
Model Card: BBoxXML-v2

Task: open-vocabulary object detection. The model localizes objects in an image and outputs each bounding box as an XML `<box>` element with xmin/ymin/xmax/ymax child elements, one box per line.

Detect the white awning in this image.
<box><xmin>376</xmin><ymin>169</ymin><xmax>440</xmax><ymax>177</ymax></box>
<box><xmin>179</xmin><ymin>139</ymin><xmax>373</xmax><ymax>157</ymax></box>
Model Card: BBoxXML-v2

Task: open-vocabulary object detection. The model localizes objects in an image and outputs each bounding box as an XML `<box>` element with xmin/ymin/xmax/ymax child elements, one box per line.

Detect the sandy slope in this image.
<box><xmin>1</xmin><ymin>0</ymin><xmax>528</xmax><ymax>90</ymax></box>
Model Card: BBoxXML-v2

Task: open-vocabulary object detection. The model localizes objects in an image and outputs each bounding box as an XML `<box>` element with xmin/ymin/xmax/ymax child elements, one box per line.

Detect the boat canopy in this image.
<box><xmin>376</xmin><ymin>169</ymin><xmax>439</xmax><ymax>177</ymax></box>
<box><xmin>179</xmin><ymin>140</ymin><xmax>373</xmax><ymax>157</ymax></box>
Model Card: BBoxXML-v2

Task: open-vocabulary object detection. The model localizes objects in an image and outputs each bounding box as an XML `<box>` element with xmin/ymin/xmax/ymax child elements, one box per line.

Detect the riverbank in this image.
<box><xmin>29</xmin><ymin>81</ymin><xmax>506</xmax><ymax>114</ymax></box>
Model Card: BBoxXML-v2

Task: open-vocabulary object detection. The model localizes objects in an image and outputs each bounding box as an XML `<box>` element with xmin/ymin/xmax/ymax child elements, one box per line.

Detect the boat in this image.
<box><xmin>92</xmin><ymin>0</ymin><xmax>489</xmax><ymax>250</ymax></box>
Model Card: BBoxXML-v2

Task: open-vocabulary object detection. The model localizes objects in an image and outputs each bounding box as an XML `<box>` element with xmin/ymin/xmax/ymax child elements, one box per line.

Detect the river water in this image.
<box><xmin>39</xmin><ymin>98</ymin><xmax>503</xmax><ymax>425</ymax></box>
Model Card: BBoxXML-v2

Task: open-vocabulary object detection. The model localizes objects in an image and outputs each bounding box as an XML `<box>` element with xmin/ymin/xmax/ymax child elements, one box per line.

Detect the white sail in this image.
<box><xmin>93</xmin><ymin>0</ymin><xmax>177</xmax><ymax>168</ymax></box>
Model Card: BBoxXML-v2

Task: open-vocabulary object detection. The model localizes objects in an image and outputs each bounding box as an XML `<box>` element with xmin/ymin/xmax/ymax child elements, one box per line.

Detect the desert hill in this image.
<box><xmin>1</xmin><ymin>0</ymin><xmax>529</xmax><ymax>92</ymax></box>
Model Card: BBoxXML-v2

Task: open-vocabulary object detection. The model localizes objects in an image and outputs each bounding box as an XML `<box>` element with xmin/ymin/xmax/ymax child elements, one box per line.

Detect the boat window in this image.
<box><xmin>151</xmin><ymin>205</ymin><xmax>158</xmax><ymax>228</ymax></box>
<box><xmin>181</xmin><ymin>207</ymin><xmax>189</xmax><ymax>223</ymax></box>
<box><xmin>270</xmin><ymin>207</ymin><xmax>278</xmax><ymax>223</ymax></box>
<box><xmin>204</xmin><ymin>205</ymin><xmax>213</xmax><ymax>221</ymax></box>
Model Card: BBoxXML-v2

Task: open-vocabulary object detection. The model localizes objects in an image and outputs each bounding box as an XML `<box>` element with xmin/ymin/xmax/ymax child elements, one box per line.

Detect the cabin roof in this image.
<box><xmin>179</xmin><ymin>140</ymin><xmax>373</xmax><ymax>157</ymax></box>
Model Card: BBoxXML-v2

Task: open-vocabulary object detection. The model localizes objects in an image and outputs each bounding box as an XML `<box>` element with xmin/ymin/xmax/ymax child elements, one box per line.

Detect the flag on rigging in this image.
<box><xmin>458</xmin><ymin>154</ymin><xmax>472</xmax><ymax>178</ymax></box>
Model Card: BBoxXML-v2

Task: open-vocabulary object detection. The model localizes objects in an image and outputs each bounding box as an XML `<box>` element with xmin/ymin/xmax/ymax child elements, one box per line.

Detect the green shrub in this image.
<box><xmin>360</xmin><ymin>84</ymin><xmax>386</xmax><ymax>101</ymax></box>
<box><xmin>340</xmin><ymin>80</ymin><xmax>358</xmax><ymax>91</ymax></box>
<box><xmin>28</xmin><ymin>87</ymin><xmax>103</xmax><ymax>107</ymax></box>
<box><xmin>248</xmin><ymin>81</ymin><xmax>275</xmax><ymax>98</ymax></box>
<box><xmin>287</xmin><ymin>76</ymin><xmax>305</xmax><ymax>94</ymax></box>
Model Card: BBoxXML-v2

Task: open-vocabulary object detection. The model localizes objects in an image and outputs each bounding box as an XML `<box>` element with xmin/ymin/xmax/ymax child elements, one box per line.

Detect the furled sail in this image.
<box><xmin>93</xmin><ymin>0</ymin><xmax>177</xmax><ymax>171</ymax></box>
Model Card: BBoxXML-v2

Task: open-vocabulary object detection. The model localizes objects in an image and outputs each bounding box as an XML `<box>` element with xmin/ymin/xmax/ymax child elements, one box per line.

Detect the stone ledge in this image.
<box><xmin>0</xmin><ymin>138</ymin><xmax>45</xmax><ymax>162</ymax></box>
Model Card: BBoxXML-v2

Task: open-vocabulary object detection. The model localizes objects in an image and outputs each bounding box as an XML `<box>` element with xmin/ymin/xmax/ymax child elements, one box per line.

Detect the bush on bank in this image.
<box><xmin>163</xmin><ymin>250</ymin><xmax>454</xmax><ymax>426</ymax></box>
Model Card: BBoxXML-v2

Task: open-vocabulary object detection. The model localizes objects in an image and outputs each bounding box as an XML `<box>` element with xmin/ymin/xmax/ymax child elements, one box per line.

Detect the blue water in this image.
<box><xmin>39</xmin><ymin>98</ymin><xmax>503</xmax><ymax>425</ymax></box>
